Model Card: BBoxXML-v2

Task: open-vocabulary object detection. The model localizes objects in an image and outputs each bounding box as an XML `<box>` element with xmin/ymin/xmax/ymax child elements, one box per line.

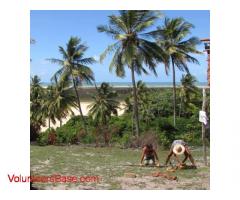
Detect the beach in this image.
<box><xmin>41</xmin><ymin>101</ymin><xmax>126</xmax><ymax>131</ymax></box>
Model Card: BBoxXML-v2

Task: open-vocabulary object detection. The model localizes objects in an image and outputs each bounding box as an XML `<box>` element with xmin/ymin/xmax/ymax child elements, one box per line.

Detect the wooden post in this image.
<box><xmin>202</xmin><ymin>88</ymin><xmax>207</xmax><ymax>166</ymax></box>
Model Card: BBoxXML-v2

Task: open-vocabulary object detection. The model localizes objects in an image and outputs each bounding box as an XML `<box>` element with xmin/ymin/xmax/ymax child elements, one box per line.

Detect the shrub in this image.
<box><xmin>55</xmin><ymin>116</ymin><xmax>90</xmax><ymax>144</ymax></box>
<box><xmin>119</xmin><ymin>132</ymin><xmax>131</xmax><ymax>148</ymax></box>
<box><xmin>109</xmin><ymin>114</ymin><xmax>132</xmax><ymax>137</ymax></box>
<box><xmin>37</xmin><ymin>128</ymin><xmax>55</xmax><ymax>146</ymax></box>
<box><xmin>81</xmin><ymin>131</ymin><xmax>95</xmax><ymax>144</ymax></box>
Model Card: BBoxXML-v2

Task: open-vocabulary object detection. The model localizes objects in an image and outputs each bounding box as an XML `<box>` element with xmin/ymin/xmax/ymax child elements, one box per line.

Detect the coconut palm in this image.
<box><xmin>47</xmin><ymin>36</ymin><xmax>96</xmax><ymax>134</ymax></box>
<box><xmin>179</xmin><ymin>74</ymin><xmax>199</xmax><ymax>117</ymax></box>
<box><xmin>40</xmin><ymin>75</ymin><xmax>77</xmax><ymax>129</ymax></box>
<box><xmin>42</xmin><ymin>85</ymin><xmax>57</xmax><ymax>129</ymax></box>
<box><xmin>135</xmin><ymin>81</ymin><xmax>154</xmax><ymax>124</ymax></box>
<box><xmin>88</xmin><ymin>82</ymin><xmax>119</xmax><ymax>145</ymax></box>
<box><xmin>152</xmin><ymin>17</ymin><xmax>202</xmax><ymax>126</ymax></box>
<box><xmin>51</xmin><ymin>75</ymin><xmax>77</xmax><ymax>126</ymax></box>
<box><xmin>30</xmin><ymin>75</ymin><xmax>46</xmax><ymax>141</ymax></box>
<box><xmin>98</xmin><ymin>10</ymin><xmax>166</xmax><ymax>137</ymax></box>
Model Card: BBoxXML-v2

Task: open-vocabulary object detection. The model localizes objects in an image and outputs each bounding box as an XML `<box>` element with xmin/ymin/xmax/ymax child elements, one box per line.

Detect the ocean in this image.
<box><xmin>41</xmin><ymin>81</ymin><xmax>208</xmax><ymax>88</ymax></box>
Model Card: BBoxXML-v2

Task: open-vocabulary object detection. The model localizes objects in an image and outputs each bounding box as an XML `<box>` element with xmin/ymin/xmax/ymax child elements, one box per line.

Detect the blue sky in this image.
<box><xmin>30</xmin><ymin>10</ymin><xmax>210</xmax><ymax>83</ymax></box>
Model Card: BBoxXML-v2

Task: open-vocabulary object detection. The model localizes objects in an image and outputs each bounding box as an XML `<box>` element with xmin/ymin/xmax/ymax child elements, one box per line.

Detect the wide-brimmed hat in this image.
<box><xmin>173</xmin><ymin>144</ymin><xmax>185</xmax><ymax>155</ymax></box>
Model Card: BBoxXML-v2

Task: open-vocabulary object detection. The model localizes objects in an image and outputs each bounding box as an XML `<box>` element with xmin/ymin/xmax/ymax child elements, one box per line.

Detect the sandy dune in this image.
<box><xmin>41</xmin><ymin>101</ymin><xmax>126</xmax><ymax>131</ymax></box>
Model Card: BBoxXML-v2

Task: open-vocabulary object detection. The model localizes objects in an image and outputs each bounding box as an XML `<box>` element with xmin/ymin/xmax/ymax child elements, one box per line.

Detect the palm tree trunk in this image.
<box><xmin>95</xmin><ymin>127</ymin><xmax>99</xmax><ymax>147</ymax></box>
<box><xmin>48</xmin><ymin>118</ymin><xmax>51</xmax><ymax>129</ymax></box>
<box><xmin>59</xmin><ymin>119</ymin><xmax>62</xmax><ymax>127</ymax></box>
<box><xmin>71</xmin><ymin>75</ymin><xmax>88</xmax><ymax>134</ymax></box>
<box><xmin>130</xmin><ymin>65</ymin><xmax>140</xmax><ymax>137</ymax></box>
<box><xmin>171</xmin><ymin>57</ymin><xmax>176</xmax><ymax>127</ymax></box>
<box><xmin>179</xmin><ymin>96</ymin><xmax>183</xmax><ymax>117</ymax></box>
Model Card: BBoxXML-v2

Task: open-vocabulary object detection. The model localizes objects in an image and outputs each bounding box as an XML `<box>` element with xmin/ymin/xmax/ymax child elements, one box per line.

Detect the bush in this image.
<box><xmin>109</xmin><ymin>114</ymin><xmax>132</xmax><ymax>137</ymax></box>
<box><xmin>119</xmin><ymin>132</ymin><xmax>131</xmax><ymax>148</ymax></box>
<box><xmin>55</xmin><ymin>116</ymin><xmax>92</xmax><ymax>144</ymax></box>
<box><xmin>37</xmin><ymin>128</ymin><xmax>55</xmax><ymax>146</ymax></box>
<box><xmin>36</xmin><ymin>109</ymin><xmax>205</xmax><ymax>147</ymax></box>
<box><xmin>81</xmin><ymin>131</ymin><xmax>95</xmax><ymax>144</ymax></box>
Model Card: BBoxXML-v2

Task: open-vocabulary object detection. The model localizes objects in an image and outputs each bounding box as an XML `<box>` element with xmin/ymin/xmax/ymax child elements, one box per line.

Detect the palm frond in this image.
<box><xmin>99</xmin><ymin>42</ymin><xmax>120</xmax><ymax>63</ymax></box>
<box><xmin>46</xmin><ymin>58</ymin><xmax>64</xmax><ymax>66</ymax></box>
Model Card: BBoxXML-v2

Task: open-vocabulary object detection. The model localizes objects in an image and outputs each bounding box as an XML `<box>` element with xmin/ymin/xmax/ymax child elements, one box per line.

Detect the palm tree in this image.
<box><xmin>135</xmin><ymin>81</ymin><xmax>154</xmax><ymax>125</ymax></box>
<box><xmin>40</xmin><ymin>75</ymin><xmax>77</xmax><ymax>130</ymax></box>
<box><xmin>42</xmin><ymin>85</ymin><xmax>57</xmax><ymax>129</ymax></box>
<box><xmin>124</xmin><ymin>80</ymin><xmax>153</xmax><ymax>124</ymax></box>
<box><xmin>88</xmin><ymin>82</ymin><xmax>119</xmax><ymax>145</ymax></box>
<box><xmin>30</xmin><ymin>75</ymin><xmax>46</xmax><ymax>141</ymax></box>
<box><xmin>47</xmin><ymin>37</ymin><xmax>96</xmax><ymax>134</ymax></box>
<box><xmin>51</xmin><ymin>75</ymin><xmax>77</xmax><ymax>127</ymax></box>
<box><xmin>152</xmin><ymin>17</ymin><xmax>202</xmax><ymax>126</ymax></box>
<box><xmin>97</xmin><ymin>11</ymin><xmax>166</xmax><ymax>137</ymax></box>
<box><xmin>124</xmin><ymin>81</ymin><xmax>148</xmax><ymax>111</ymax></box>
<box><xmin>179</xmin><ymin>74</ymin><xmax>199</xmax><ymax>117</ymax></box>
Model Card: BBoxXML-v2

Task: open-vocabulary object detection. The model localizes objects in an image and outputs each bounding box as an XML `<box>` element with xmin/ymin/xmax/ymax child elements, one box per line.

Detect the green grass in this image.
<box><xmin>30</xmin><ymin>145</ymin><xmax>210</xmax><ymax>190</ymax></box>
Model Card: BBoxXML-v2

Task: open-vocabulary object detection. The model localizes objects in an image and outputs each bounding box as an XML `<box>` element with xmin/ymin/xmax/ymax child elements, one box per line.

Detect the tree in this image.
<box><xmin>179</xmin><ymin>74</ymin><xmax>199</xmax><ymax>117</ymax></box>
<box><xmin>98</xmin><ymin>10</ymin><xmax>166</xmax><ymax>137</ymax></box>
<box><xmin>88</xmin><ymin>82</ymin><xmax>119</xmax><ymax>146</ymax></box>
<box><xmin>47</xmin><ymin>37</ymin><xmax>96</xmax><ymax>134</ymax></box>
<box><xmin>124</xmin><ymin>81</ymin><xmax>154</xmax><ymax>125</ymax></box>
<box><xmin>52</xmin><ymin>75</ymin><xmax>77</xmax><ymax>126</ymax></box>
<box><xmin>152</xmin><ymin>17</ymin><xmax>201</xmax><ymax>126</ymax></box>
<box><xmin>41</xmin><ymin>85</ymin><xmax>57</xmax><ymax>129</ymax></box>
<box><xmin>30</xmin><ymin>75</ymin><xmax>45</xmax><ymax>141</ymax></box>
<box><xmin>39</xmin><ymin>74</ymin><xmax>77</xmax><ymax>131</ymax></box>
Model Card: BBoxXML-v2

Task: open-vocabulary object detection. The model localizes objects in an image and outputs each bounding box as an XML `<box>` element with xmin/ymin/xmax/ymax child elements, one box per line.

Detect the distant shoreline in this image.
<box><xmin>40</xmin><ymin>81</ymin><xmax>209</xmax><ymax>89</ymax></box>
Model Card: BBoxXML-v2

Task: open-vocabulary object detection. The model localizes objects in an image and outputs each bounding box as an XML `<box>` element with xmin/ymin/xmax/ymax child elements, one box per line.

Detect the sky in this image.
<box><xmin>30</xmin><ymin>10</ymin><xmax>210</xmax><ymax>83</ymax></box>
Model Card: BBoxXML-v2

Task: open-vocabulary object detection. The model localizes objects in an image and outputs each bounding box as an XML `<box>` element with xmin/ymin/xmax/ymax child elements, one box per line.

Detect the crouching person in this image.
<box><xmin>140</xmin><ymin>144</ymin><xmax>160</xmax><ymax>166</ymax></box>
<box><xmin>165</xmin><ymin>140</ymin><xmax>196</xmax><ymax>168</ymax></box>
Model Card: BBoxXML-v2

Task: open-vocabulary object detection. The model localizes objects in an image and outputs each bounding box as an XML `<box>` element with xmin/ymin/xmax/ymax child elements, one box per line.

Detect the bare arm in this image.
<box><xmin>140</xmin><ymin>148</ymin><xmax>146</xmax><ymax>164</ymax></box>
<box><xmin>182</xmin><ymin>153</ymin><xmax>189</xmax><ymax>163</ymax></box>
<box><xmin>154</xmin><ymin>150</ymin><xmax>159</xmax><ymax>162</ymax></box>
<box><xmin>165</xmin><ymin>151</ymin><xmax>173</xmax><ymax>165</ymax></box>
<box><xmin>185</xmin><ymin>146</ymin><xmax>196</xmax><ymax>166</ymax></box>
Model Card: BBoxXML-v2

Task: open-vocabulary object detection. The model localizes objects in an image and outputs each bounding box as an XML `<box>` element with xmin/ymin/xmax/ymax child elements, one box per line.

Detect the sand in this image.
<box><xmin>41</xmin><ymin>101</ymin><xmax>126</xmax><ymax>131</ymax></box>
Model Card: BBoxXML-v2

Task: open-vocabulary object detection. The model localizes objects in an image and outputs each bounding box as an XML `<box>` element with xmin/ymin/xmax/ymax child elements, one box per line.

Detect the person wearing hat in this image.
<box><xmin>140</xmin><ymin>144</ymin><xmax>160</xmax><ymax>166</ymax></box>
<box><xmin>165</xmin><ymin>140</ymin><xmax>196</xmax><ymax>167</ymax></box>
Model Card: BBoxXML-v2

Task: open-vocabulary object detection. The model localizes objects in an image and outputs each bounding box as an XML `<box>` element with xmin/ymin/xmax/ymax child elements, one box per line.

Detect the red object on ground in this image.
<box><xmin>152</xmin><ymin>172</ymin><xmax>177</xmax><ymax>181</ymax></box>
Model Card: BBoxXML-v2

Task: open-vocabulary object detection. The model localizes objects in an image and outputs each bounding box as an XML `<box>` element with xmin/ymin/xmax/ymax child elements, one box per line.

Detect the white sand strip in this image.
<box><xmin>41</xmin><ymin>101</ymin><xmax>126</xmax><ymax>132</ymax></box>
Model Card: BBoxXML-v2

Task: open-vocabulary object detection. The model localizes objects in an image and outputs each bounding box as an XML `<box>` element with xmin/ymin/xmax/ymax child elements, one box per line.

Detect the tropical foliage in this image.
<box><xmin>41</xmin><ymin>75</ymin><xmax>77</xmax><ymax>129</ymax></box>
<box><xmin>98</xmin><ymin>10</ymin><xmax>167</xmax><ymax>137</ymax></box>
<box><xmin>47</xmin><ymin>36</ymin><xmax>96</xmax><ymax>134</ymax></box>
<box><xmin>88</xmin><ymin>82</ymin><xmax>119</xmax><ymax>145</ymax></box>
<box><xmin>151</xmin><ymin>17</ymin><xmax>202</xmax><ymax>126</ymax></box>
<box><xmin>30</xmin><ymin>75</ymin><xmax>77</xmax><ymax>141</ymax></box>
<box><xmin>179</xmin><ymin>74</ymin><xmax>199</xmax><ymax>117</ymax></box>
<box><xmin>31</xmin><ymin>12</ymin><xmax>208</xmax><ymax>148</ymax></box>
<box><xmin>30</xmin><ymin>75</ymin><xmax>45</xmax><ymax>141</ymax></box>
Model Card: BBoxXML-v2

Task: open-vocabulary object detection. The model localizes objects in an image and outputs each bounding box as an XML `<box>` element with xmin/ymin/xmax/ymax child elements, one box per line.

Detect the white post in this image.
<box><xmin>202</xmin><ymin>88</ymin><xmax>207</xmax><ymax>166</ymax></box>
